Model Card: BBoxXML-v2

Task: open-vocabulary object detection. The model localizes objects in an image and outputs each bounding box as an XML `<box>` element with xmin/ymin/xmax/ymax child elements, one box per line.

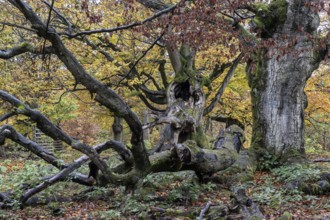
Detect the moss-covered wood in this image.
<box><xmin>251</xmin><ymin>0</ymin><xmax>288</xmax><ymax>38</ymax></box>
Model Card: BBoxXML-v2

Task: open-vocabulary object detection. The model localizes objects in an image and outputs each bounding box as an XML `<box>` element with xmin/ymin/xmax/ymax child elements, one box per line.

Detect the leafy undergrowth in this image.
<box><xmin>0</xmin><ymin>152</ymin><xmax>329</xmax><ymax>219</ymax></box>
<box><xmin>251</xmin><ymin>171</ymin><xmax>330</xmax><ymax>219</ymax></box>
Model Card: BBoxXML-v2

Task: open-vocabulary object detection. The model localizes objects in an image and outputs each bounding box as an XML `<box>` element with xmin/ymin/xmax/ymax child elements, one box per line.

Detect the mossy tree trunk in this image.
<box><xmin>247</xmin><ymin>0</ymin><xmax>322</xmax><ymax>163</ymax></box>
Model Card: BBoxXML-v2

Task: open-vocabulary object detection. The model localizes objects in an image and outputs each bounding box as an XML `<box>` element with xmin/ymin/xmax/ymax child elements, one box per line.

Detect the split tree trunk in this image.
<box><xmin>247</xmin><ymin>0</ymin><xmax>321</xmax><ymax>162</ymax></box>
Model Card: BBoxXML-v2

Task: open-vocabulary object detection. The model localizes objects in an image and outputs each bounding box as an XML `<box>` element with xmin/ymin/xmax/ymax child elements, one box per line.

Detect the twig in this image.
<box><xmin>62</xmin><ymin>5</ymin><xmax>176</xmax><ymax>38</ymax></box>
<box><xmin>0</xmin><ymin>112</ymin><xmax>16</xmax><ymax>122</ymax></box>
<box><xmin>198</xmin><ymin>201</ymin><xmax>211</xmax><ymax>220</ymax></box>
<box><xmin>313</xmin><ymin>158</ymin><xmax>330</xmax><ymax>163</ymax></box>
<box><xmin>114</xmin><ymin>33</ymin><xmax>164</xmax><ymax>89</ymax></box>
<box><xmin>204</xmin><ymin>53</ymin><xmax>244</xmax><ymax>115</ymax></box>
<box><xmin>42</xmin><ymin>0</ymin><xmax>55</xmax><ymax>59</ymax></box>
<box><xmin>0</xmin><ymin>22</ymin><xmax>36</xmax><ymax>32</ymax></box>
<box><xmin>42</xmin><ymin>0</ymin><xmax>72</xmax><ymax>34</ymax></box>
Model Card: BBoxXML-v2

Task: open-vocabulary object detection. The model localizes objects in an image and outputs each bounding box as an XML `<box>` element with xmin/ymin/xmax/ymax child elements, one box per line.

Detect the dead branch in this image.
<box><xmin>0</xmin><ymin>43</ymin><xmax>53</xmax><ymax>59</ymax></box>
<box><xmin>0</xmin><ymin>125</ymin><xmax>66</xmax><ymax>169</ymax></box>
<box><xmin>198</xmin><ymin>201</ymin><xmax>211</xmax><ymax>220</ymax></box>
<box><xmin>313</xmin><ymin>158</ymin><xmax>330</xmax><ymax>162</ymax></box>
<box><xmin>61</xmin><ymin>4</ymin><xmax>175</xmax><ymax>38</ymax></box>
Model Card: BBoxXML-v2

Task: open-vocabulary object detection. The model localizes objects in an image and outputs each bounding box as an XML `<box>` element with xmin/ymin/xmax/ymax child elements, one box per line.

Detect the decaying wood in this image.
<box><xmin>313</xmin><ymin>158</ymin><xmax>330</xmax><ymax>163</ymax></box>
<box><xmin>198</xmin><ymin>201</ymin><xmax>211</xmax><ymax>220</ymax></box>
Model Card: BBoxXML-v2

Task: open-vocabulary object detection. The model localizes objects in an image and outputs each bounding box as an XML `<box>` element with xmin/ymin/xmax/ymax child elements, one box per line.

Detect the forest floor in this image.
<box><xmin>0</xmin><ymin>149</ymin><xmax>329</xmax><ymax>219</ymax></box>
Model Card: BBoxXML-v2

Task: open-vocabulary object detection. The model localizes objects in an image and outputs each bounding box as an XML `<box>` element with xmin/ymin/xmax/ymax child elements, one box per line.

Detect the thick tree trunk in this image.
<box><xmin>247</xmin><ymin>0</ymin><xmax>321</xmax><ymax>162</ymax></box>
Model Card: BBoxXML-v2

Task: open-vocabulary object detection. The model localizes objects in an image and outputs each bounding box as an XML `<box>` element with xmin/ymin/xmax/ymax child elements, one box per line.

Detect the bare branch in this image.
<box><xmin>62</xmin><ymin>5</ymin><xmax>175</xmax><ymax>38</ymax></box>
<box><xmin>210</xmin><ymin>115</ymin><xmax>245</xmax><ymax>129</ymax></box>
<box><xmin>0</xmin><ymin>22</ymin><xmax>36</xmax><ymax>32</ymax></box>
<box><xmin>139</xmin><ymin>84</ymin><xmax>167</xmax><ymax>105</ymax></box>
<box><xmin>0</xmin><ymin>90</ymin><xmax>72</xmax><ymax>144</ymax></box>
<box><xmin>143</xmin><ymin>116</ymin><xmax>181</xmax><ymax>130</ymax></box>
<box><xmin>0</xmin><ymin>43</ymin><xmax>53</xmax><ymax>59</ymax></box>
<box><xmin>137</xmin><ymin>0</ymin><xmax>171</xmax><ymax>11</ymax></box>
<box><xmin>313</xmin><ymin>158</ymin><xmax>330</xmax><ymax>162</ymax></box>
<box><xmin>137</xmin><ymin>93</ymin><xmax>166</xmax><ymax>112</ymax></box>
<box><xmin>158</xmin><ymin>59</ymin><xmax>168</xmax><ymax>88</ymax></box>
<box><xmin>204</xmin><ymin>53</ymin><xmax>244</xmax><ymax>115</ymax></box>
<box><xmin>165</xmin><ymin>41</ymin><xmax>182</xmax><ymax>74</ymax></box>
<box><xmin>82</xmin><ymin>36</ymin><xmax>115</xmax><ymax>62</ymax></box>
<box><xmin>115</xmin><ymin>34</ymin><xmax>164</xmax><ymax>89</ymax></box>
<box><xmin>0</xmin><ymin>112</ymin><xmax>16</xmax><ymax>122</ymax></box>
<box><xmin>209</xmin><ymin>62</ymin><xmax>233</xmax><ymax>82</ymax></box>
<box><xmin>41</xmin><ymin>0</ymin><xmax>55</xmax><ymax>57</ymax></box>
<box><xmin>141</xmin><ymin>70</ymin><xmax>162</xmax><ymax>90</ymax></box>
<box><xmin>42</xmin><ymin>0</ymin><xmax>72</xmax><ymax>34</ymax></box>
<box><xmin>198</xmin><ymin>201</ymin><xmax>211</xmax><ymax>220</ymax></box>
<box><xmin>0</xmin><ymin>125</ymin><xmax>66</xmax><ymax>169</ymax></box>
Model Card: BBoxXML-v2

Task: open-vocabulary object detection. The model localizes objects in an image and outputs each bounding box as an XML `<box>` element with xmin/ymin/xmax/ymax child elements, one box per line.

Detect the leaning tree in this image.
<box><xmin>0</xmin><ymin>0</ymin><xmax>329</xmax><ymax>212</ymax></box>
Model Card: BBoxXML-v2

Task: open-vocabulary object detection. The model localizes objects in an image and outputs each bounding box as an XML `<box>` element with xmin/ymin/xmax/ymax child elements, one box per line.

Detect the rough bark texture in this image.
<box><xmin>112</xmin><ymin>116</ymin><xmax>123</xmax><ymax>142</ymax></box>
<box><xmin>247</xmin><ymin>0</ymin><xmax>321</xmax><ymax>162</ymax></box>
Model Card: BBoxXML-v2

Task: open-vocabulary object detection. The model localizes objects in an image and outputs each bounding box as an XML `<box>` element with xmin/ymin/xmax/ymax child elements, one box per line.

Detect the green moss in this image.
<box><xmin>150</xmin><ymin>150</ymin><xmax>181</xmax><ymax>172</ymax></box>
<box><xmin>311</xmin><ymin>183</ymin><xmax>320</xmax><ymax>194</ymax></box>
<box><xmin>192</xmin><ymin>126</ymin><xmax>209</xmax><ymax>148</ymax></box>
<box><xmin>202</xmin><ymin>76</ymin><xmax>211</xmax><ymax>87</ymax></box>
<box><xmin>253</xmin><ymin>17</ymin><xmax>265</xmax><ymax>30</ymax></box>
<box><xmin>20</xmin><ymin>42</ymin><xmax>33</xmax><ymax>51</ymax></box>
<box><xmin>174</xmin><ymin>45</ymin><xmax>198</xmax><ymax>83</ymax></box>
<box><xmin>254</xmin><ymin>3</ymin><xmax>269</xmax><ymax>12</ymax></box>
<box><xmin>279</xmin><ymin>148</ymin><xmax>306</xmax><ymax>164</ymax></box>
<box><xmin>299</xmin><ymin>182</ymin><xmax>309</xmax><ymax>191</ymax></box>
<box><xmin>252</xmin><ymin>0</ymin><xmax>288</xmax><ymax>37</ymax></box>
<box><xmin>271</xmin><ymin>0</ymin><xmax>288</xmax><ymax>24</ymax></box>
<box><xmin>183</xmin><ymin>140</ymin><xmax>199</xmax><ymax>155</ymax></box>
<box><xmin>249</xmin><ymin>49</ymin><xmax>267</xmax><ymax>155</ymax></box>
<box><xmin>126</xmin><ymin>90</ymin><xmax>142</xmax><ymax>97</ymax></box>
<box><xmin>279</xmin><ymin>211</ymin><xmax>292</xmax><ymax>220</ymax></box>
<box><xmin>174</xmin><ymin>70</ymin><xmax>189</xmax><ymax>83</ymax></box>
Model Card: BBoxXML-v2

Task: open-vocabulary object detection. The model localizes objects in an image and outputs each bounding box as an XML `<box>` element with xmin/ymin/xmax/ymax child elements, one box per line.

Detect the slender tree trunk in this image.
<box><xmin>143</xmin><ymin>111</ymin><xmax>150</xmax><ymax>142</ymax></box>
<box><xmin>247</xmin><ymin>0</ymin><xmax>321</xmax><ymax>162</ymax></box>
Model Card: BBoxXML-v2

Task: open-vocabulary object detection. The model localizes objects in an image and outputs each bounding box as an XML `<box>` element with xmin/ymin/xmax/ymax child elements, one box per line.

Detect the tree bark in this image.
<box><xmin>247</xmin><ymin>0</ymin><xmax>322</xmax><ymax>162</ymax></box>
<box><xmin>112</xmin><ymin>116</ymin><xmax>123</xmax><ymax>142</ymax></box>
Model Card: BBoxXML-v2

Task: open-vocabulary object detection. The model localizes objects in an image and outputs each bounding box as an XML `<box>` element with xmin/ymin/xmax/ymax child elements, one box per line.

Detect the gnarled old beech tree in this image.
<box><xmin>0</xmin><ymin>0</ymin><xmax>329</xmax><ymax>214</ymax></box>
